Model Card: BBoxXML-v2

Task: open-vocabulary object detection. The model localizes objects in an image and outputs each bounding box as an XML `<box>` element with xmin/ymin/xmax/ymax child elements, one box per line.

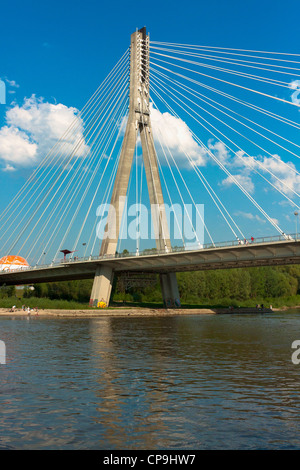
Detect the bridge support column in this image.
<box><xmin>91</xmin><ymin>27</ymin><xmax>180</xmax><ymax>308</ymax></box>
<box><xmin>90</xmin><ymin>265</ymin><xmax>114</xmax><ymax>308</ymax></box>
<box><xmin>160</xmin><ymin>272</ymin><xmax>181</xmax><ymax>308</ymax></box>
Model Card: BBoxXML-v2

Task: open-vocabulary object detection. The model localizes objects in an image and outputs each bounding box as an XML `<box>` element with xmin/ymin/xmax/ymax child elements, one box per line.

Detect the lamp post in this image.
<box><xmin>294</xmin><ymin>211</ymin><xmax>298</xmax><ymax>240</ymax></box>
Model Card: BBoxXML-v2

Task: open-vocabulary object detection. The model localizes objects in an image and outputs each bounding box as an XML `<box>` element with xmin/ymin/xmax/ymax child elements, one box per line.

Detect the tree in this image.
<box><xmin>0</xmin><ymin>284</ymin><xmax>16</xmax><ymax>298</ymax></box>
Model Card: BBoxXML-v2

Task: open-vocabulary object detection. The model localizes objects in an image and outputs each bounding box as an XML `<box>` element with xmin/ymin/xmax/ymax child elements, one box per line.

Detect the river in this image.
<box><xmin>0</xmin><ymin>310</ymin><xmax>300</xmax><ymax>450</ymax></box>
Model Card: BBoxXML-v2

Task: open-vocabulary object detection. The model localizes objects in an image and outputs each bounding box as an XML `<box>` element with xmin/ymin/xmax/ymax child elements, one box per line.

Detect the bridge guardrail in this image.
<box><xmin>0</xmin><ymin>232</ymin><xmax>297</xmax><ymax>274</ymax></box>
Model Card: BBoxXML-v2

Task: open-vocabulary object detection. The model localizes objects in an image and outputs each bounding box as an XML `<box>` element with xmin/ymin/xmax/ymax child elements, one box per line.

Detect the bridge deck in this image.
<box><xmin>1</xmin><ymin>237</ymin><xmax>300</xmax><ymax>286</ymax></box>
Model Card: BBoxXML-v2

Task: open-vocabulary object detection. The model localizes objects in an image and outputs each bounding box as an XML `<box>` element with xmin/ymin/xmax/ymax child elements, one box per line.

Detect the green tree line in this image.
<box><xmin>16</xmin><ymin>264</ymin><xmax>300</xmax><ymax>306</ymax></box>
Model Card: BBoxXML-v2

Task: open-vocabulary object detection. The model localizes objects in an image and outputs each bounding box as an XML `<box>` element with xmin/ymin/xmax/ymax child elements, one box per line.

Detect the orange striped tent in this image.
<box><xmin>0</xmin><ymin>256</ymin><xmax>29</xmax><ymax>272</ymax></box>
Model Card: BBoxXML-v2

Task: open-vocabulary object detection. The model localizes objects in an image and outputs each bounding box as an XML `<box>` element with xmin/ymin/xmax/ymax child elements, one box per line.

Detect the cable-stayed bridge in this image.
<box><xmin>1</xmin><ymin>27</ymin><xmax>300</xmax><ymax>308</ymax></box>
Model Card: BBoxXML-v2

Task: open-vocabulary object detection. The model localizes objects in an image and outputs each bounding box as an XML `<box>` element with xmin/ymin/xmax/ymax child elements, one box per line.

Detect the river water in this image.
<box><xmin>1</xmin><ymin>310</ymin><xmax>300</xmax><ymax>450</ymax></box>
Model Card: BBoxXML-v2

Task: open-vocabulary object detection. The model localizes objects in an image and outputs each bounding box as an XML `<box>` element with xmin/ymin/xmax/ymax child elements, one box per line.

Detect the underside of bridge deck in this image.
<box><xmin>1</xmin><ymin>241</ymin><xmax>300</xmax><ymax>299</ymax></box>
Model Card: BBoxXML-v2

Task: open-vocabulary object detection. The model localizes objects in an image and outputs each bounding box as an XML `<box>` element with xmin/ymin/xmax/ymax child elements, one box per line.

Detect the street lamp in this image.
<box><xmin>294</xmin><ymin>211</ymin><xmax>298</xmax><ymax>240</ymax></box>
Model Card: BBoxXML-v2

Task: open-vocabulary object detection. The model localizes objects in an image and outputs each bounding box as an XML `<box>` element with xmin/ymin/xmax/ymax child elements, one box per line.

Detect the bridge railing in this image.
<box><xmin>0</xmin><ymin>232</ymin><xmax>297</xmax><ymax>274</ymax></box>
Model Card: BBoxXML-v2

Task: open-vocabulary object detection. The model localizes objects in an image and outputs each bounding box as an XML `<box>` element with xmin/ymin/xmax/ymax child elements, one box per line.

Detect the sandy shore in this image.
<box><xmin>0</xmin><ymin>307</ymin><xmax>216</xmax><ymax>317</ymax></box>
<box><xmin>0</xmin><ymin>306</ymin><xmax>274</xmax><ymax>317</ymax></box>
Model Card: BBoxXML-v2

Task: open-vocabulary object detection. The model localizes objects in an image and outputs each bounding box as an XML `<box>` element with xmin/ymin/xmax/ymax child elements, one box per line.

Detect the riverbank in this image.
<box><xmin>0</xmin><ymin>307</ymin><xmax>216</xmax><ymax>317</ymax></box>
<box><xmin>0</xmin><ymin>306</ymin><xmax>274</xmax><ymax>317</ymax></box>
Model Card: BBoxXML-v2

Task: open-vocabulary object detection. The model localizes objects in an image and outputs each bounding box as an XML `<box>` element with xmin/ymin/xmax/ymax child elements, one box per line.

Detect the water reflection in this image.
<box><xmin>0</xmin><ymin>312</ymin><xmax>300</xmax><ymax>449</ymax></box>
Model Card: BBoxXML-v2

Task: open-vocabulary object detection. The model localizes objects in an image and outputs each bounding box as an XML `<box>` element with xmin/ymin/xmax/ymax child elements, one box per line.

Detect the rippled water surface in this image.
<box><xmin>1</xmin><ymin>311</ymin><xmax>300</xmax><ymax>449</ymax></box>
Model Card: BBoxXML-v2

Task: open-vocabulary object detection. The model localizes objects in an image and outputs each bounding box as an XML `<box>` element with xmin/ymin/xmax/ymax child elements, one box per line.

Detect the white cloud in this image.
<box><xmin>270</xmin><ymin>217</ymin><xmax>279</xmax><ymax>226</ymax></box>
<box><xmin>216</xmin><ymin>147</ymin><xmax>300</xmax><ymax>198</ymax></box>
<box><xmin>118</xmin><ymin>102</ymin><xmax>300</xmax><ymax>204</ymax></box>
<box><xmin>238</xmin><ymin>153</ymin><xmax>300</xmax><ymax>196</ymax></box>
<box><xmin>233</xmin><ymin>210</ymin><xmax>279</xmax><ymax>227</ymax></box>
<box><xmin>234</xmin><ymin>210</ymin><xmax>266</xmax><ymax>224</ymax></box>
<box><xmin>208</xmin><ymin>140</ymin><xmax>231</xmax><ymax>165</ymax></box>
<box><xmin>0</xmin><ymin>95</ymin><xmax>88</xmax><ymax>169</ymax></box>
<box><xmin>258</xmin><ymin>155</ymin><xmax>300</xmax><ymax>194</ymax></box>
<box><xmin>150</xmin><ymin>104</ymin><xmax>207</xmax><ymax>167</ymax></box>
<box><xmin>0</xmin><ymin>126</ymin><xmax>38</xmax><ymax>166</ymax></box>
<box><xmin>5</xmin><ymin>79</ymin><xmax>19</xmax><ymax>88</ymax></box>
<box><xmin>221</xmin><ymin>174</ymin><xmax>255</xmax><ymax>194</ymax></box>
<box><xmin>4</xmin><ymin>78</ymin><xmax>19</xmax><ymax>95</ymax></box>
<box><xmin>278</xmin><ymin>199</ymin><xmax>295</xmax><ymax>207</ymax></box>
<box><xmin>2</xmin><ymin>163</ymin><xmax>16</xmax><ymax>172</ymax></box>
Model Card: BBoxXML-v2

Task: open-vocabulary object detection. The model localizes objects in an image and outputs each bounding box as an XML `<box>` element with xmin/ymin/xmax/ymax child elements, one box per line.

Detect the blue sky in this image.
<box><xmin>1</xmin><ymin>0</ymin><xmax>299</xmax><ymax>111</ymax></box>
<box><xmin>0</xmin><ymin>0</ymin><xmax>300</xmax><ymax>262</ymax></box>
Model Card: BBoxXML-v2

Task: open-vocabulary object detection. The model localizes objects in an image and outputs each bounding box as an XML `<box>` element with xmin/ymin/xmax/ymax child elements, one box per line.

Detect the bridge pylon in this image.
<box><xmin>90</xmin><ymin>27</ymin><xmax>181</xmax><ymax>308</ymax></box>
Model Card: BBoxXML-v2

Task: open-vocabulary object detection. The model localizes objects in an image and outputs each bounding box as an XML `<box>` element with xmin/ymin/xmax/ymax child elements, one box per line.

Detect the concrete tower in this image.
<box><xmin>90</xmin><ymin>27</ymin><xmax>181</xmax><ymax>308</ymax></box>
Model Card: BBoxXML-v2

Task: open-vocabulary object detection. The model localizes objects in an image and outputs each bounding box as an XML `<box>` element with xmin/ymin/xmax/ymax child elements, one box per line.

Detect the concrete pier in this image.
<box><xmin>90</xmin><ymin>27</ymin><xmax>181</xmax><ymax>308</ymax></box>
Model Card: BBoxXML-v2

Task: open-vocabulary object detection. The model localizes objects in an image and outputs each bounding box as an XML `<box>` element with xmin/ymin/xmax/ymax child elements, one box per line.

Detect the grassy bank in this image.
<box><xmin>115</xmin><ymin>296</ymin><xmax>300</xmax><ymax>309</ymax></box>
<box><xmin>0</xmin><ymin>296</ymin><xmax>92</xmax><ymax>310</ymax></box>
<box><xmin>2</xmin><ymin>295</ymin><xmax>300</xmax><ymax>311</ymax></box>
